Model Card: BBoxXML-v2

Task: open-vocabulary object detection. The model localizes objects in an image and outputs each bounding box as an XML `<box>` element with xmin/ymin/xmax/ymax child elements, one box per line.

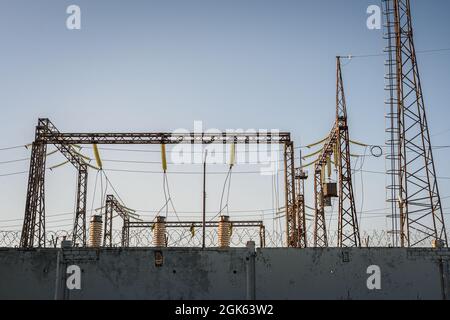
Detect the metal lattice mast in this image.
<box><xmin>284</xmin><ymin>141</ymin><xmax>298</xmax><ymax>247</ymax></box>
<box><xmin>383</xmin><ymin>0</ymin><xmax>401</xmax><ymax>247</ymax></box>
<box><xmin>295</xmin><ymin>166</ymin><xmax>308</xmax><ymax>248</ymax></box>
<box><xmin>313</xmin><ymin>166</ymin><xmax>327</xmax><ymax>247</ymax></box>
<box><xmin>103</xmin><ymin>196</ymin><xmax>114</xmax><ymax>247</ymax></box>
<box><xmin>336</xmin><ymin>57</ymin><xmax>361</xmax><ymax>247</ymax></box>
<box><xmin>122</xmin><ymin>219</ymin><xmax>130</xmax><ymax>247</ymax></box>
<box><xmin>20</xmin><ymin>124</ymin><xmax>48</xmax><ymax>248</ymax></box>
<box><xmin>384</xmin><ymin>0</ymin><xmax>447</xmax><ymax>247</ymax></box>
<box><xmin>72</xmin><ymin>165</ymin><xmax>88</xmax><ymax>247</ymax></box>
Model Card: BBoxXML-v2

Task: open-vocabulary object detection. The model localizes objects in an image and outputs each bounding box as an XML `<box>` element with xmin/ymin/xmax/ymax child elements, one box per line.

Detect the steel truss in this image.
<box><xmin>20</xmin><ymin>118</ymin><xmax>298</xmax><ymax>247</ymax></box>
<box><xmin>313</xmin><ymin>57</ymin><xmax>360</xmax><ymax>247</ymax></box>
<box><xmin>336</xmin><ymin>57</ymin><xmax>360</xmax><ymax>247</ymax></box>
<box><xmin>103</xmin><ymin>194</ymin><xmax>136</xmax><ymax>247</ymax></box>
<box><xmin>295</xmin><ymin>168</ymin><xmax>308</xmax><ymax>247</ymax></box>
<box><xmin>314</xmin><ymin>163</ymin><xmax>328</xmax><ymax>247</ymax></box>
<box><xmin>383</xmin><ymin>0</ymin><xmax>447</xmax><ymax>247</ymax></box>
<box><xmin>73</xmin><ymin>166</ymin><xmax>88</xmax><ymax>247</ymax></box>
<box><xmin>20</xmin><ymin>119</ymin><xmax>88</xmax><ymax>248</ymax></box>
<box><xmin>284</xmin><ymin>142</ymin><xmax>297</xmax><ymax>247</ymax></box>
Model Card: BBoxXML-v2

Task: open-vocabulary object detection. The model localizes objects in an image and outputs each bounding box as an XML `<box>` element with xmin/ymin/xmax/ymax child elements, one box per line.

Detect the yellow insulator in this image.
<box><xmin>190</xmin><ymin>224</ymin><xmax>195</xmax><ymax>238</ymax></box>
<box><xmin>218</xmin><ymin>215</ymin><xmax>231</xmax><ymax>248</ymax></box>
<box><xmin>321</xmin><ymin>164</ymin><xmax>325</xmax><ymax>182</ymax></box>
<box><xmin>229</xmin><ymin>144</ymin><xmax>236</xmax><ymax>168</ymax></box>
<box><xmin>161</xmin><ymin>144</ymin><xmax>167</xmax><ymax>172</ymax></box>
<box><xmin>93</xmin><ymin>144</ymin><xmax>103</xmax><ymax>169</ymax></box>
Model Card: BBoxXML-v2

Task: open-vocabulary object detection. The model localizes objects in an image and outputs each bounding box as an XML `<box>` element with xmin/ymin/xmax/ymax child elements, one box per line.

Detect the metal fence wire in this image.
<box><xmin>0</xmin><ymin>228</ymin><xmax>444</xmax><ymax>248</ymax></box>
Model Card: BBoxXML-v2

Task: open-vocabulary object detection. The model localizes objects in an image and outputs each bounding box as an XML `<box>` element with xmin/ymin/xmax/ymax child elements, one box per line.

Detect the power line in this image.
<box><xmin>0</xmin><ymin>217</ymin><xmax>74</xmax><ymax>228</ymax></box>
<box><xmin>0</xmin><ymin>158</ymin><xmax>29</xmax><ymax>165</ymax></box>
<box><xmin>103</xmin><ymin>170</ymin><xmax>125</xmax><ymax>205</ymax></box>
<box><xmin>0</xmin><ymin>153</ymin><xmax>376</xmax><ymax>168</ymax></box>
<box><xmin>4</xmin><ymin>162</ymin><xmax>450</xmax><ymax>178</ymax></box>
<box><xmin>6</xmin><ymin>145</ymin><xmax>450</xmax><ymax>169</ymax></box>
<box><xmin>103</xmin><ymin>168</ymin><xmax>277</xmax><ymax>175</ymax></box>
<box><xmin>6</xmin><ymin>141</ymin><xmax>450</xmax><ymax>168</ymax></box>
<box><xmin>0</xmin><ymin>211</ymin><xmax>88</xmax><ymax>222</ymax></box>
<box><xmin>341</xmin><ymin>48</ymin><xmax>450</xmax><ymax>59</ymax></box>
<box><xmin>0</xmin><ymin>145</ymin><xmax>28</xmax><ymax>152</ymax></box>
<box><xmin>0</xmin><ymin>140</ymin><xmax>375</xmax><ymax>155</ymax></box>
<box><xmin>0</xmin><ymin>170</ymin><xmax>28</xmax><ymax>177</ymax></box>
<box><xmin>0</xmin><ymin>204</ymin><xmax>402</xmax><ymax>224</ymax></box>
<box><xmin>358</xmin><ymin>169</ymin><xmax>450</xmax><ymax>181</ymax></box>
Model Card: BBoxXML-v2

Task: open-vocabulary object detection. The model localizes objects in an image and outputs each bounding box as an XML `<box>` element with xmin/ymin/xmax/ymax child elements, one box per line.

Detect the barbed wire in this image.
<box><xmin>0</xmin><ymin>228</ymin><xmax>445</xmax><ymax>248</ymax></box>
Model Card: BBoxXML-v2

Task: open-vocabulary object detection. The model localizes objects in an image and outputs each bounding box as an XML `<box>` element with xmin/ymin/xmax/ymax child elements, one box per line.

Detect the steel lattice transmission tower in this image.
<box><xmin>383</xmin><ymin>0</ymin><xmax>447</xmax><ymax>247</ymax></box>
<box><xmin>313</xmin><ymin>57</ymin><xmax>360</xmax><ymax>247</ymax></box>
<box><xmin>336</xmin><ymin>57</ymin><xmax>360</xmax><ymax>247</ymax></box>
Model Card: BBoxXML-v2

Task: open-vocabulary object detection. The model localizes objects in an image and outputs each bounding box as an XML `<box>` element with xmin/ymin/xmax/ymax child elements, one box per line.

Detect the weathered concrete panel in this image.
<box><xmin>0</xmin><ymin>247</ymin><xmax>448</xmax><ymax>300</ymax></box>
<box><xmin>255</xmin><ymin>248</ymin><xmax>448</xmax><ymax>299</ymax></box>
<box><xmin>0</xmin><ymin>248</ymin><xmax>248</xmax><ymax>300</ymax></box>
<box><xmin>0</xmin><ymin>248</ymin><xmax>57</xmax><ymax>299</ymax></box>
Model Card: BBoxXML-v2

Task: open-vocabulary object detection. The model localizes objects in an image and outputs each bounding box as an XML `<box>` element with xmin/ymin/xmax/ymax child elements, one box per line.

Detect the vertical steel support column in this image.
<box><xmin>72</xmin><ymin>165</ymin><xmax>88</xmax><ymax>247</ymax></box>
<box><xmin>295</xmin><ymin>168</ymin><xmax>308</xmax><ymax>248</ymax></box>
<box><xmin>20</xmin><ymin>126</ymin><xmax>48</xmax><ymax>248</ymax></box>
<box><xmin>103</xmin><ymin>196</ymin><xmax>113</xmax><ymax>247</ymax></box>
<box><xmin>122</xmin><ymin>218</ymin><xmax>130</xmax><ymax>247</ymax></box>
<box><xmin>313</xmin><ymin>166</ymin><xmax>327</xmax><ymax>247</ymax></box>
<box><xmin>284</xmin><ymin>141</ymin><xmax>297</xmax><ymax>247</ymax></box>
<box><xmin>383</xmin><ymin>0</ymin><xmax>401</xmax><ymax>247</ymax></box>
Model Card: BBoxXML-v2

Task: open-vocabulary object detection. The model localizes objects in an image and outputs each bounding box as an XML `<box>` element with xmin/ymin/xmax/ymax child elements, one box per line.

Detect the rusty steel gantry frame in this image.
<box><xmin>103</xmin><ymin>194</ymin><xmax>137</xmax><ymax>248</ymax></box>
<box><xmin>383</xmin><ymin>0</ymin><xmax>447</xmax><ymax>247</ymax></box>
<box><xmin>313</xmin><ymin>57</ymin><xmax>360</xmax><ymax>248</ymax></box>
<box><xmin>20</xmin><ymin>119</ymin><xmax>298</xmax><ymax>248</ymax></box>
<box><xmin>124</xmin><ymin>220</ymin><xmax>266</xmax><ymax>248</ymax></box>
<box><xmin>20</xmin><ymin>119</ymin><xmax>89</xmax><ymax>248</ymax></box>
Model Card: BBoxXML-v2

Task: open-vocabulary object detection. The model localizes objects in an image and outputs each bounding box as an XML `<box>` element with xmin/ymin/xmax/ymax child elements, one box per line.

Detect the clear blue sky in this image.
<box><xmin>0</xmin><ymin>0</ymin><xmax>449</xmax><ymax>245</ymax></box>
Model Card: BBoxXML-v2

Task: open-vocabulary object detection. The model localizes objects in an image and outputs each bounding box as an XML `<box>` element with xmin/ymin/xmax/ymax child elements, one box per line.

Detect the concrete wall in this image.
<box><xmin>0</xmin><ymin>247</ymin><xmax>449</xmax><ymax>300</ymax></box>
